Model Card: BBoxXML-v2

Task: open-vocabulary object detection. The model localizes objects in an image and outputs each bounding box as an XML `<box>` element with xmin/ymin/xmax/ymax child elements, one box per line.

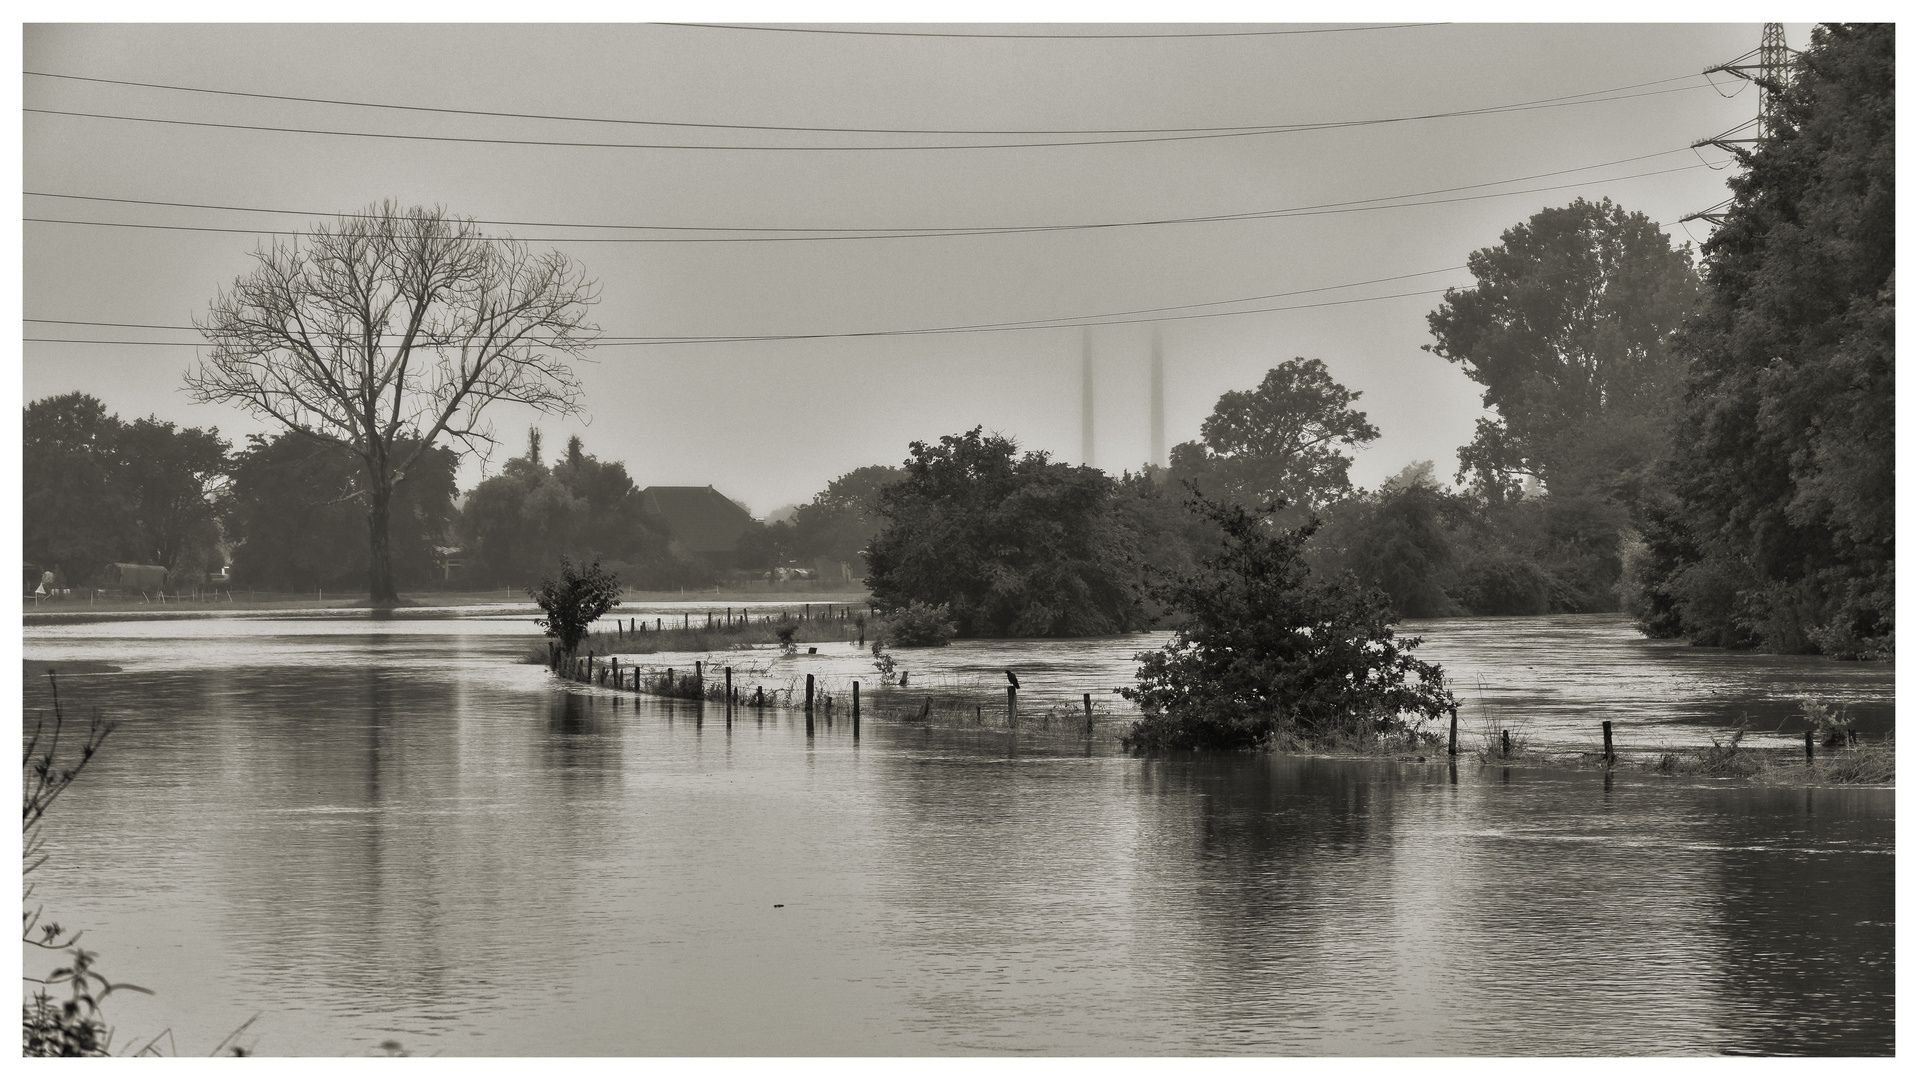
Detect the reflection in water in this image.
<box><xmin>19</xmin><ymin>617</ymin><xmax>1893</xmax><ymax>1056</ymax></box>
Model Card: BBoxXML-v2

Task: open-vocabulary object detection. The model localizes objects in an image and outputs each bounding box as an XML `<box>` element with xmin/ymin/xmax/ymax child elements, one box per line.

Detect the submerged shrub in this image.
<box><xmin>1120</xmin><ymin>493</ymin><xmax>1455</xmax><ymax>753</ymax></box>
<box><xmin>528</xmin><ymin>555</ymin><xmax>621</xmax><ymax>654</ymax></box>
<box><xmin>876</xmin><ymin>601</ymin><xmax>958</xmax><ymax>647</ymax></box>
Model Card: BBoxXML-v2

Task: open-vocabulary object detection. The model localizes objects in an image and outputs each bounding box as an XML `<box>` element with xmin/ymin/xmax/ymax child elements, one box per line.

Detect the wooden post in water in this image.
<box><xmin>1502</xmin><ymin>730</ymin><xmax>1511</xmax><ymax>758</ymax></box>
<box><xmin>1805</xmin><ymin>729</ymin><xmax>1815</xmax><ymax>764</ymax></box>
<box><xmin>1007</xmin><ymin>686</ymin><xmax>1018</xmax><ymax>728</ymax></box>
<box><xmin>725</xmin><ymin>667</ymin><xmax>733</xmax><ymax>720</ymax></box>
<box><xmin>852</xmin><ymin>681</ymin><xmax>861</xmax><ymax>738</ymax></box>
<box><xmin>695</xmin><ymin>660</ymin><xmax>703</xmax><ymax>693</ymax></box>
<box><xmin>1602</xmin><ymin>720</ymin><xmax>1615</xmax><ymax>765</ymax></box>
<box><xmin>1447</xmin><ymin>706</ymin><xmax>1458</xmax><ymax>756</ymax></box>
<box><xmin>1083</xmin><ymin>693</ymin><xmax>1094</xmax><ymax>734</ymax></box>
<box><xmin>805</xmin><ymin>674</ymin><xmax>815</xmax><ymax>716</ymax></box>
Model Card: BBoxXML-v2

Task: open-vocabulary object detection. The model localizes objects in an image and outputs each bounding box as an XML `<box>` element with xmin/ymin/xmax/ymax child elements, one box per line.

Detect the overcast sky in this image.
<box><xmin>22</xmin><ymin>20</ymin><xmax>1796</xmax><ymax>514</ymax></box>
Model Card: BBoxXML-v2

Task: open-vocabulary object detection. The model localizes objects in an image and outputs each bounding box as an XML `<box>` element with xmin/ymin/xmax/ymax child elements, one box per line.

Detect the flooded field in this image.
<box><xmin>19</xmin><ymin>611</ymin><xmax>1896</xmax><ymax>1055</ymax></box>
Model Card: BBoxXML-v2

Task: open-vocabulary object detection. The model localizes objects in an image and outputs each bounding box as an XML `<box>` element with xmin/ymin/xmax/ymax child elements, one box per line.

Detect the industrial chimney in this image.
<box><xmin>1081</xmin><ymin>327</ymin><xmax>1095</xmax><ymax>467</ymax></box>
<box><xmin>1150</xmin><ymin>326</ymin><xmax>1165</xmax><ymax>469</ymax></box>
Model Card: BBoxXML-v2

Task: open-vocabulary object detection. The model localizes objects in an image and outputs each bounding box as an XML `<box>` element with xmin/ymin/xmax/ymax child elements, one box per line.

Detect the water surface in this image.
<box><xmin>20</xmin><ymin>614</ymin><xmax>1894</xmax><ymax>1055</ymax></box>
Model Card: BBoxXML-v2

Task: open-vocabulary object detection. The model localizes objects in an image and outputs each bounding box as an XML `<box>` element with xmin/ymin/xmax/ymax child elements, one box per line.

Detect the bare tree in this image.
<box><xmin>189</xmin><ymin>202</ymin><xmax>597</xmax><ymax>604</ymax></box>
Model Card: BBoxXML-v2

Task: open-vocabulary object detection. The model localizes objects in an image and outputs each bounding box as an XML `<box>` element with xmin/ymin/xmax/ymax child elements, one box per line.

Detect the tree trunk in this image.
<box><xmin>368</xmin><ymin>481</ymin><xmax>398</xmax><ymax>605</ymax></box>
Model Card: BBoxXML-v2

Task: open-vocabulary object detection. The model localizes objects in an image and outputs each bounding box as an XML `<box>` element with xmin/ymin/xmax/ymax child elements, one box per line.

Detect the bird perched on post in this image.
<box><xmin>1005</xmin><ymin>670</ymin><xmax>1020</xmax><ymax>689</ymax></box>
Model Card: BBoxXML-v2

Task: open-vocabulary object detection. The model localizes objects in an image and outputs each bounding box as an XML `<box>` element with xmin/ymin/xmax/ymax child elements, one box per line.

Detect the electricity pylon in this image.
<box><xmin>1684</xmin><ymin>23</ymin><xmax>1798</xmax><ymax>226</ymax></box>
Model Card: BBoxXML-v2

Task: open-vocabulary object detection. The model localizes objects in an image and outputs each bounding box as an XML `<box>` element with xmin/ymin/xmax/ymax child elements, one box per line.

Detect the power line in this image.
<box><xmin>22</xmin><ymin>83</ymin><xmax>1714</xmax><ymax>153</ymax></box>
<box><xmin>656</xmin><ymin>22</ymin><xmax>1445</xmax><ymax>40</ymax></box>
<box><xmin>27</xmin><ymin>266</ymin><xmax>1472</xmax><ymax>343</ymax></box>
<box><xmin>28</xmin><ymin>207</ymin><xmax>1693</xmax><ymax>350</ymax></box>
<box><xmin>25</xmin><ymin>289</ymin><xmax>1467</xmax><ymax>351</ymax></box>
<box><xmin>23</xmin><ymin>146</ymin><xmax>1697</xmax><ymax>236</ymax></box>
<box><xmin>22</xmin><ymin>69</ymin><xmax>1699</xmax><ymax>137</ymax></box>
<box><xmin>23</xmin><ymin>160</ymin><xmax>1718</xmax><ymax>246</ymax></box>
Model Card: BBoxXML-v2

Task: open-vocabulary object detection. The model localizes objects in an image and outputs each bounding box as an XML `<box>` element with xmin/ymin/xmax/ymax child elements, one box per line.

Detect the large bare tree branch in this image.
<box><xmin>187</xmin><ymin>202</ymin><xmax>597</xmax><ymax>602</ymax></box>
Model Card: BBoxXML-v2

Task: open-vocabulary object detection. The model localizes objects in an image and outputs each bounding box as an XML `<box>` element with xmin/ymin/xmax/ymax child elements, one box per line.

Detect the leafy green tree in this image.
<box><xmin>529</xmin><ymin>555</ymin><xmax>621</xmax><ymax>654</ymax></box>
<box><xmin>460</xmin><ymin>430</ymin><xmax>686</xmax><ymax>589</ymax></box>
<box><xmin>23</xmin><ymin>394</ymin><xmax>132</xmax><ymax>583</ymax></box>
<box><xmin>1110</xmin><ymin>465</ymin><xmax>1223</xmax><ymax>624</ymax></box>
<box><xmin>1310</xmin><ymin>463</ymin><xmax>1461</xmax><ymax>619</ymax></box>
<box><xmin>866</xmin><ymin>427</ymin><xmax>1142</xmax><ymax>636</ymax></box>
<box><xmin>117</xmin><ymin>417</ymin><xmax>230</xmax><ymax>580</ymax></box>
<box><xmin>787</xmin><ymin>464</ymin><xmax>904</xmax><ymax>567</ymax></box>
<box><xmin>1120</xmin><ymin>493</ymin><xmax>1455</xmax><ymax>753</ymax></box>
<box><xmin>224</xmin><ymin>432</ymin><xmax>456</xmax><ymax>591</ymax></box>
<box><xmin>1636</xmin><ymin>24</ymin><xmax>1893</xmax><ymax>658</ymax></box>
<box><xmin>1425</xmin><ymin>197</ymin><xmax>1701</xmax><ymax>501</ymax></box>
<box><xmin>22</xmin><ymin>394</ymin><xmax>231</xmax><ymax>586</ymax></box>
<box><xmin>1167</xmin><ymin>358</ymin><xmax>1378</xmax><ymax>521</ymax></box>
<box><xmin>732</xmin><ymin>518</ymin><xmax>795</xmax><ymax>578</ymax></box>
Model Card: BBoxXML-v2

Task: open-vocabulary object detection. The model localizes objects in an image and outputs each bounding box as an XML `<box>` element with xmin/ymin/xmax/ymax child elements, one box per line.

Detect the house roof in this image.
<box><xmin>639</xmin><ymin>486</ymin><xmax>749</xmax><ymax>516</ymax></box>
<box><xmin>638</xmin><ymin>486</ymin><xmax>755</xmax><ymax>553</ymax></box>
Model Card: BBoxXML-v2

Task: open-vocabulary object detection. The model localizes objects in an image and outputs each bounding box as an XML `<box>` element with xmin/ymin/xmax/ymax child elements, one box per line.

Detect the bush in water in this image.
<box><xmin>529</xmin><ymin>555</ymin><xmax>621</xmax><ymax>654</ymax></box>
<box><xmin>876</xmin><ymin>601</ymin><xmax>958</xmax><ymax>648</ymax></box>
<box><xmin>1120</xmin><ymin>493</ymin><xmax>1455</xmax><ymax>753</ymax></box>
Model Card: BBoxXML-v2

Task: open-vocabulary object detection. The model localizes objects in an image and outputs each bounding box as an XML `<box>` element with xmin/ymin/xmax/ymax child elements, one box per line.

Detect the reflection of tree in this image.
<box><xmin>541</xmin><ymin>690</ymin><xmax>622</xmax><ymax>791</ymax></box>
<box><xmin>1125</xmin><ymin>757</ymin><xmax>1397</xmax><ymax>1049</ymax></box>
<box><xmin>187</xmin><ymin>658</ymin><xmax>618</xmax><ymax>1046</ymax></box>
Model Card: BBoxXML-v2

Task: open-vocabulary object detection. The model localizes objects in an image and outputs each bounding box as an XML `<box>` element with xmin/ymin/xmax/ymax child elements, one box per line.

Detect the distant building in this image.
<box><xmin>638</xmin><ymin>486</ymin><xmax>756</xmax><ymax>554</ymax></box>
<box><xmin>101</xmin><ymin>563</ymin><xmax>167</xmax><ymax>592</ymax></box>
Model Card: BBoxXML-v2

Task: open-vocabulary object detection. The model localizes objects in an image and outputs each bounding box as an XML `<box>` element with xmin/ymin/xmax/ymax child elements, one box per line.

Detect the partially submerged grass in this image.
<box><xmin>546</xmin><ymin>653</ymin><xmax>1128</xmax><ymax>735</ymax></box>
<box><xmin>1643</xmin><ymin>726</ymin><xmax>1895</xmax><ymax>785</ymax></box>
<box><xmin>523</xmin><ymin>610</ymin><xmax>864</xmax><ymax>663</ymax></box>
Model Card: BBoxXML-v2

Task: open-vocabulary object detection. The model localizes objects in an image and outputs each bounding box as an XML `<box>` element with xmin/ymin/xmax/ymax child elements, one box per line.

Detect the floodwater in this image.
<box><xmin>20</xmin><ymin>612</ymin><xmax>1895</xmax><ymax>1055</ymax></box>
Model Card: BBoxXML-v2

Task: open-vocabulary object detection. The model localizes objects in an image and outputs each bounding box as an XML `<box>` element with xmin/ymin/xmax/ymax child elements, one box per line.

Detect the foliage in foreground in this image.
<box><xmin>23</xmin><ymin>673</ymin><xmax>149</xmax><ymax>1057</ymax></box>
<box><xmin>529</xmin><ymin>556</ymin><xmax>622</xmax><ymax>653</ymax></box>
<box><xmin>1120</xmin><ymin>494</ymin><xmax>1456</xmax><ymax>753</ymax></box>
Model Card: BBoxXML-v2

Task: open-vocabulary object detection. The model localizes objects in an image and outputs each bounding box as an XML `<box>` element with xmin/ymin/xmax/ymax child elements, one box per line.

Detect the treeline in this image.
<box><xmin>22</xmin><ymin>406</ymin><xmax>746</xmax><ymax>593</ymax></box>
<box><xmin>1308</xmin><ymin>26</ymin><xmax>1890</xmax><ymax>657</ymax></box>
<box><xmin>1629</xmin><ymin>24</ymin><xmax>1893</xmax><ymax>659</ymax></box>
<box><xmin>851</xmin><ymin>29</ymin><xmax>1891</xmax><ymax>656</ymax></box>
<box><xmin>23</xmin><ymin>393</ymin><xmax>229</xmax><ymax>586</ymax></box>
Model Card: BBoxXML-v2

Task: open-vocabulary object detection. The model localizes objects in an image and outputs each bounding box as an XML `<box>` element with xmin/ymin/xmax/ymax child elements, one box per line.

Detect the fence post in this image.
<box><xmin>726</xmin><ymin>667</ymin><xmax>733</xmax><ymax>719</ymax></box>
<box><xmin>1447</xmin><ymin>706</ymin><xmax>1458</xmax><ymax>756</ymax></box>
<box><xmin>1084</xmin><ymin>693</ymin><xmax>1094</xmax><ymax>734</ymax></box>
<box><xmin>1502</xmin><ymin>729</ymin><xmax>1511</xmax><ymax>759</ymax></box>
<box><xmin>1805</xmin><ymin>729</ymin><xmax>1815</xmax><ymax>764</ymax></box>
<box><xmin>853</xmin><ymin>681</ymin><xmax>861</xmax><ymax>738</ymax></box>
<box><xmin>1602</xmin><ymin>720</ymin><xmax>1615</xmax><ymax>766</ymax></box>
<box><xmin>806</xmin><ymin>673</ymin><xmax>815</xmax><ymax>716</ymax></box>
<box><xmin>1008</xmin><ymin>686</ymin><xmax>1018</xmax><ymax>728</ymax></box>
